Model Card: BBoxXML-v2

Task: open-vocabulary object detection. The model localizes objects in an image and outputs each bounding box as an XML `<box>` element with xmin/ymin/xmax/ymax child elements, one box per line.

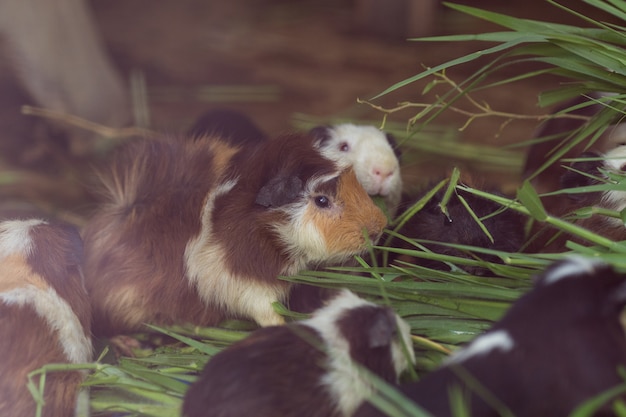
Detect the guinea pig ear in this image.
<box><xmin>385</xmin><ymin>133</ymin><xmax>403</xmax><ymax>161</ymax></box>
<box><xmin>255</xmin><ymin>175</ymin><xmax>304</xmax><ymax>208</ymax></box>
<box><xmin>560</xmin><ymin>152</ymin><xmax>603</xmax><ymax>202</ymax></box>
<box><xmin>367</xmin><ymin>308</ymin><xmax>398</xmax><ymax>349</ymax></box>
<box><xmin>309</xmin><ymin>125</ymin><xmax>333</xmax><ymax>148</ymax></box>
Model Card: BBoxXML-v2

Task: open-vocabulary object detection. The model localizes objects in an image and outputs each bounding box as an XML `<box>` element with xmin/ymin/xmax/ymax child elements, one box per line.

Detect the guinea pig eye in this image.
<box><xmin>339</xmin><ymin>142</ymin><xmax>350</xmax><ymax>152</ymax></box>
<box><xmin>314</xmin><ymin>195</ymin><xmax>331</xmax><ymax>208</ymax></box>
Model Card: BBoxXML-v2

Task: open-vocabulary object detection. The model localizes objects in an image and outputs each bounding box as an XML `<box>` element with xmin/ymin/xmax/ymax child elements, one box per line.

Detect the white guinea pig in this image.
<box><xmin>0</xmin><ymin>218</ymin><xmax>92</xmax><ymax>417</ymax></box>
<box><xmin>182</xmin><ymin>289</ymin><xmax>414</xmax><ymax>417</ymax></box>
<box><xmin>83</xmin><ymin>132</ymin><xmax>387</xmax><ymax>336</ymax></box>
<box><xmin>310</xmin><ymin>124</ymin><xmax>403</xmax><ymax>218</ymax></box>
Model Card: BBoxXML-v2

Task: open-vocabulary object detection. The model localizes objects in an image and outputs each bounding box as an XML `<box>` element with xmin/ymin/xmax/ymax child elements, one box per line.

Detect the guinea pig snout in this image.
<box><xmin>370</xmin><ymin>166</ymin><xmax>397</xmax><ymax>194</ymax></box>
<box><xmin>319</xmin><ymin>169</ymin><xmax>387</xmax><ymax>255</ymax></box>
<box><xmin>366</xmin><ymin>220</ymin><xmax>385</xmax><ymax>244</ymax></box>
<box><xmin>363</xmin><ymin>204</ymin><xmax>387</xmax><ymax>246</ymax></box>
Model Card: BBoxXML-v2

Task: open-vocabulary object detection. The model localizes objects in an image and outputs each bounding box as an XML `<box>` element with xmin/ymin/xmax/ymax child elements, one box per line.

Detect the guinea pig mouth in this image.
<box><xmin>366</xmin><ymin>184</ymin><xmax>390</xmax><ymax>198</ymax></box>
<box><xmin>369</xmin><ymin>230</ymin><xmax>383</xmax><ymax>245</ymax></box>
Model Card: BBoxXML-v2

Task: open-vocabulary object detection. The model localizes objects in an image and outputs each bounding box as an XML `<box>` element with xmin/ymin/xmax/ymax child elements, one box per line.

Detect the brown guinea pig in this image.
<box><xmin>182</xmin><ymin>289</ymin><xmax>414</xmax><ymax>417</ymax></box>
<box><xmin>386</xmin><ymin>174</ymin><xmax>525</xmax><ymax>274</ymax></box>
<box><xmin>0</xmin><ymin>219</ymin><xmax>92</xmax><ymax>417</ymax></box>
<box><xmin>83</xmin><ymin>132</ymin><xmax>388</xmax><ymax>336</ymax></box>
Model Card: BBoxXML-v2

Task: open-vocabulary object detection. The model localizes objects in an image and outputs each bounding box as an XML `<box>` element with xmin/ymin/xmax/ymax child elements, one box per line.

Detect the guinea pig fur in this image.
<box><xmin>356</xmin><ymin>256</ymin><xmax>626</xmax><ymax>417</ymax></box>
<box><xmin>187</xmin><ymin>117</ymin><xmax>404</xmax><ymax>218</ymax></box>
<box><xmin>387</xmin><ymin>175</ymin><xmax>525</xmax><ymax>274</ymax></box>
<box><xmin>83</xmin><ymin>132</ymin><xmax>387</xmax><ymax>336</ymax></box>
<box><xmin>0</xmin><ymin>219</ymin><xmax>92</xmax><ymax>417</ymax></box>
<box><xmin>182</xmin><ymin>289</ymin><xmax>414</xmax><ymax>417</ymax></box>
<box><xmin>186</xmin><ymin>108</ymin><xmax>268</xmax><ymax>146</ymax></box>
<box><xmin>523</xmin><ymin>92</ymin><xmax>626</xmax><ymax>195</ymax></box>
<box><xmin>309</xmin><ymin>124</ymin><xmax>403</xmax><ymax>218</ymax></box>
<box><xmin>527</xmin><ymin>145</ymin><xmax>626</xmax><ymax>252</ymax></box>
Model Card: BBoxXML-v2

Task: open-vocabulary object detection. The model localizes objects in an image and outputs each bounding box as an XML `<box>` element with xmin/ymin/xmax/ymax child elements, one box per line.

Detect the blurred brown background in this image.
<box><xmin>0</xmin><ymin>0</ymin><xmax>607</xmax><ymax>222</ymax></box>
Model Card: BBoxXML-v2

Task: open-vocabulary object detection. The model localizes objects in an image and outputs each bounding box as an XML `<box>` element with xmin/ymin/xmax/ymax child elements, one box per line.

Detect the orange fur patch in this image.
<box><xmin>206</xmin><ymin>139</ymin><xmax>240</xmax><ymax>176</ymax></box>
<box><xmin>315</xmin><ymin>169</ymin><xmax>387</xmax><ymax>255</ymax></box>
<box><xmin>0</xmin><ymin>254</ymin><xmax>48</xmax><ymax>293</ymax></box>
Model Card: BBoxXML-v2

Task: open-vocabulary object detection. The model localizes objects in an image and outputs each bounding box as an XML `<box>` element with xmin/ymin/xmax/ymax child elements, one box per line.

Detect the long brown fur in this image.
<box><xmin>83</xmin><ymin>133</ymin><xmax>387</xmax><ymax>336</ymax></box>
<box><xmin>0</xmin><ymin>219</ymin><xmax>92</xmax><ymax>417</ymax></box>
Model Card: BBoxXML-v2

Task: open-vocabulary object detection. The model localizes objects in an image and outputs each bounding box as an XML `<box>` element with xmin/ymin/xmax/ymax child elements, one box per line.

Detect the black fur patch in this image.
<box><xmin>255</xmin><ymin>176</ymin><xmax>304</xmax><ymax>208</ymax></box>
<box><xmin>336</xmin><ymin>305</ymin><xmax>398</xmax><ymax>383</ymax></box>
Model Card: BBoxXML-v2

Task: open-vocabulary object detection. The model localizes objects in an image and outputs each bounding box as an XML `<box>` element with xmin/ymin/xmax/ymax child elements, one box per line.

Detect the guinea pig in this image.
<box><xmin>186</xmin><ymin>108</ymin><xmax>268</xmax><ymax>146</ymax></box>
<box><xmin>82</xmin><ymin>132</ymin><xmax>387</xmax><ymax>337</ymax></box>
<box><xmin>386</xmin><ymin>174</ymin><xmax>525</xmax><ymax>274</ymax></box>
<box><xmin>309</xmin><ymin>124</ymin><xmax>403</xmax><ymax>218</ymax></box>
<box><xmin>182</xmin><ymin>289</ymin><xmax>414</xmax><ymax>417</ymax></box>
<box><xmin>356</xmin><ymin>256</ymin><xmax>626</xmax><ymax>417</ymax></box>
<box><xmin>527</xmin><ymin>145</ymin><xmax>626</xmax><ymax>252</ymax></box>
<box><xmin>0</xmin><ymin>218</ymin><xmax>92</xmax><ymax>417</ymax></box>
<box><xmin>523</xmin><ymin>92</ymin><xmax>626</xmax><ymax>195</ymax></box>
<box><xmin>186</xmin><ymin>116</ymin><xmax>404</xmax><ymax>218</ymax></box>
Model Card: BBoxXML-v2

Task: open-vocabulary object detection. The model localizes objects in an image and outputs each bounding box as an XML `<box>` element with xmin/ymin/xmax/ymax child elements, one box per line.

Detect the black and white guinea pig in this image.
<box><xmin>83</xmin><ymin>132</ymin><xmax>387</xmax><ymax>337</ymax></box>
<box><xmin>186</xmin><ymin>108</ymin><xmax>268</xmax><ymax>146</ymax></box>
<box><xmin>528</xmin><ymin>145</ymin><xmax>626</xmax><ymax>252</ymax></box>
<box><xmin>356</xmin><ymin>256</ymin><xmax>626</xmax><ymax>417</ymax></box>
<box><xmin>309</xmin><ymin>124</ymin><xmax>403</xmax><ymax>218</ymax></box>
<box><xmin>0</xmin><ymin>219</ymin><xmax>92</xmax><ymax>417</ymax></box>
<box><xmin>386</xmin><ymin>174</ymin><xmax>525</xmax><ymax>274</ymax></box>
<box><xmin>182</xmin><ymin>289</ymin><xmax>414</xmax><ymax>417</ymax></box>
<box><xmin>523</xmin><ymin>92</ymin><xmax>626</xmax><ymax>195</ymax></box>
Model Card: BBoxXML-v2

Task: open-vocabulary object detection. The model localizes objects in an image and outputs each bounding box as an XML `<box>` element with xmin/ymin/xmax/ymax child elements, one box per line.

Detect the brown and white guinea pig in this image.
<box><xmin>0</xmin><ymin>219</ymin><xmax>92</xmax><ymax>417</ymax></box>
<box><xmin>356</xmin><ymin>256</ymin><xmax>626</xmax><ymax>417</ymax></box>
<box><xmin>309</xmin><ymin>124</ymin><xmax>403</xmax><ymax>218</ymax></box>
<box><xmin>187</xmin><ymin>113</ymin><xmax>404</xmax><ymax>218</ymax></box>
<box><xmin>528</xmin><ymin>145</ymin><xmax>626</xmax><ymax>252</ymax></box>
<box><xmin>523</xmin><ymin>92</ymin><xmax>626</xmax><ymax>195</ymax></box>
<box><xmin>386</xmin><ymin>174</ymin><xmax>525</xmax><ymax>274</ymax></box>
<box><xmin>82</xmin><ymin>132</ymin><xmax>387</xmax><ymax>337</ymax></box>
<box><xmin>182</xmin><ymin>289</ymin><xmax>414</xmax><ymax>417</ymax></box>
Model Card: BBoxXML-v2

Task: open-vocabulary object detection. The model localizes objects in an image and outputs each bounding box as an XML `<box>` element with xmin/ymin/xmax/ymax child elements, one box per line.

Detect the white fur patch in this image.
<box><xmin>601</xmin><ymin>145</ymin><xmax>626</xmax><ymax>218</ymax></box>
<box><xmin>318</xmin><ymin>124</ymin><xmax>402</xmax><ymax>214</ymax></box>
<box><xmin>542</xmin><ymin>256</ymin><xmax>602</xmax><ymax>286</ymax></box>
<box><xmin>185</xmin><ymin>178</ymin><xmax>287</xmax><ymax>326</ymax></box>
<box><xmin>0</xmin><ymin>219</ymin><xmax>46</xmax><ymax>259</ymax></box>
<box><xmin>272</xmin><ymin>171</ymin><xmax>346</xmax><ymax>269</ymax></box>
<box><xmin>0</xmin><ymin>285</ymin><xmax>92</xmax><ymax>363</ymax></box>
<box><xmin>305</xmin><ymin>290</ymin><xmax>413</xmax><ymax>417</ymax></box>
<box><xmin>602</xmin><ymin>145</ymin><xmax>626</xmax><ymax>172</ymax></box>
<box><xmin>185</xmin><ymin>178</ymin><xmax>237</xmax><ymax>278</ymax></box>
<box><xmin>446</xmin><ymin>329</ymin><xmax>514</xmax><ymax>365</ymax></box>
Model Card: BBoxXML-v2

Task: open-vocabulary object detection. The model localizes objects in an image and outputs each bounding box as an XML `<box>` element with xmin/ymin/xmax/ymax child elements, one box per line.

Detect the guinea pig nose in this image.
<box><xmin>373</xmin><ymin>167</ymin><xmax>394</xmax><ymax>180</ymax></box>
